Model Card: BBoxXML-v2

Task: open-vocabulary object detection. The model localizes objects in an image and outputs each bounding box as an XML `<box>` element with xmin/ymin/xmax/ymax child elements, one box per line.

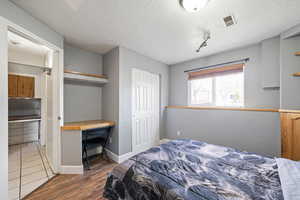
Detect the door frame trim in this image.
<box><xmin>0</xmin><ymin>19</ymin><xmax>9</xmax><ymax>200</ymax></box>
<box><xmin>0</xmin><ymin>16</ymin><xmax>64</xmax><ymax>174</ymax></box>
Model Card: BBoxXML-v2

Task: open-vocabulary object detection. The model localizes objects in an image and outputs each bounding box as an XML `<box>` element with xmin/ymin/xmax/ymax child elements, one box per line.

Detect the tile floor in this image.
<box><xmin>8</xmin><ymin>142</ymin><xmax>56</xmax><ymax>200</ymax></box>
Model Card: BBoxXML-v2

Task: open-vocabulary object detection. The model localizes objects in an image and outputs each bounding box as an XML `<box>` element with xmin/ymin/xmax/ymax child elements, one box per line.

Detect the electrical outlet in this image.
<box><xmin>177</xmin><ymin>131</ymin><xmax>181</xmax><ymax>136</ymax></box>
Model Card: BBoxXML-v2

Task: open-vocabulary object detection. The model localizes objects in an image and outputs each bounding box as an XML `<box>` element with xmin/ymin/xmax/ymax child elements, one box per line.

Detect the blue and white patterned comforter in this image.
<box><xmin>104</xmin><ymin>139</ymin><xmax>283</xmax><ymax>200</ymax></box>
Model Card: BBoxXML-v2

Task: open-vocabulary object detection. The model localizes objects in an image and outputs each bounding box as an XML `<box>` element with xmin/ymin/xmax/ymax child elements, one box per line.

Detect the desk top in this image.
<box><xmin>61</xmin><ymin>120</ymin><xmax>115</xmax><ymax>131</ymax></box>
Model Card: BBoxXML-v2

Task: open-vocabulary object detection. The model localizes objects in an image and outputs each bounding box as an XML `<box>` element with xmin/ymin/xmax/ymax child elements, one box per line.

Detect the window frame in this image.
<box><xmin>187</xmin><ymin>71</ymin><xmax>245</xmax><ymax>107</ymax></box>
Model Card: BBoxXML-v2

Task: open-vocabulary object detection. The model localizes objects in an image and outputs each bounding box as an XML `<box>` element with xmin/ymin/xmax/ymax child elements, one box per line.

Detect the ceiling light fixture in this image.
<box><xmin>180</xmin><ymin>0</ymin><xmax>209</xmax><ymax>12</ymax></box>
<box><xmin>196</xmin><ymin>31</ymin><xmax>211</xmax><ymax>52</ymax></box>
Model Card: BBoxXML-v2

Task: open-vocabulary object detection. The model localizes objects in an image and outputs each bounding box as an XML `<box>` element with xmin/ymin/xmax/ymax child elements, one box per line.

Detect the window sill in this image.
<box><xmin>166</xmin><ymin>106</ymin><xmax>279</xmax><ymax>112</ymax></box>
<box><xmin>279</xmin><ymin>109</ymin><xmax>300</xmax><ymax>114</ymax></box>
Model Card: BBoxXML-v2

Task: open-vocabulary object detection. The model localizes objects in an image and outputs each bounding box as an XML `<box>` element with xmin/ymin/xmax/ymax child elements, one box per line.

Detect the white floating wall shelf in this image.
<box><xmin>64</xmin><ymin>70</ymin><xmax>108</xmax><ymax>85</ymax></box>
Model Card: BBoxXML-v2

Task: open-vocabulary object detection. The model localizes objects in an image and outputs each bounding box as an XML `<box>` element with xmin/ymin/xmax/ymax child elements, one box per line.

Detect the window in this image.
<box><xmin>188</xmin><ymin>64</ymin><xmax>244</xmax><ymax>107</ymax></box>
<box><xmin>190</xmin><ymin>77</ymin><xmax>213</xmax><ymax>105</ymax></box>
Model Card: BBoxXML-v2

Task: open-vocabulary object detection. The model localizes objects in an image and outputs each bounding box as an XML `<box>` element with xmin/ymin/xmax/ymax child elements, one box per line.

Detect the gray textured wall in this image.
<box><xmin>169</xmin><ymin>43</ymin><xmax>280</xmax><ymax>108</ymax></box>
<box><xmin>166</xmin><ymin>108</ymin><xmax>281</xmax><ymax>157</ymax></box>
<box><xmin>118</xmin><ymin>47</ymin><xmax>169</xmax><ymax>155</ymax></box>
<box><xmin>280</xmin><ymin>35</ymin><xmax>300</xmax><ymax>109</ymax></box>
<box><xmin>61</xmin><ymin>130</ymin><xmax>82</xmax><ymax>166</ymax></box>
<box><xmin>102</xmin><ymin>47</ymin><xmax>169</xmax><ymax>155</ymax></box>
<box><xmin>261</xmin><ymin>37</ymin><xmax>280</xmax><ymax>88</ymax></box>
<box><xmin>0</xmin><ymin>0</ymin><xmax>63</xmax><ymax>48</ymax></box>
<box><xmin>102</xmin><ymin>48</ymin><xmax>120</xmax><ymax>154</ymax></box>
<box><xmin>167</xmin><ymin>39</ymin><xmax>282</xmax><ymax>158</ymax></box>
<box><xmin>64</xmin><ymin>43</ymin><xmax>103</xmax><ymax>122</ymax></box>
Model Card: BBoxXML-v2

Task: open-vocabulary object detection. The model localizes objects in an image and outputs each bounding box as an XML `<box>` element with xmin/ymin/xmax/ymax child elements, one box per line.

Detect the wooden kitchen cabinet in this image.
<box><xmin>281</xmin><ymin>112</ymin><xmax>300</xmax><ymax>161</ymax></box>
<box><xmin>8</xmin><ymin>74</ymin><xmax>35</xmax><ymax>98</ymax></box>
<box><xmin>17</xmin><ymin>75</ymin><xmax>35</xmax><ymax>97</ymax></box>
<box><xmin>8</xmin><ymin>74</ymin><xmax>18</xmax><ymax>97</ymax></box>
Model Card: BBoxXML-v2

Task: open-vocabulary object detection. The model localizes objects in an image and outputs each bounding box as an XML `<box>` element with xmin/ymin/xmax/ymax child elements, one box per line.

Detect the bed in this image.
<box><xmin>104</xmin><ymin>139</ymin><xmax>299</xmax><ymax>200</ymax></box>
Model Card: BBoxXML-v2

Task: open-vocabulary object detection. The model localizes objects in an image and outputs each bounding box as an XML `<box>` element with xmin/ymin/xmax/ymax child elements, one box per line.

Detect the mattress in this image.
<box><xmin>104</xmin><ymin>139</ymin><xmax>283</xmax><ymax>200</ymax></box>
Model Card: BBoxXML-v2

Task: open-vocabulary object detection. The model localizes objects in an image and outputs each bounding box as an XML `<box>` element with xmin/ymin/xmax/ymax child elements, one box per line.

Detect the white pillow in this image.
<box><xmin>276</xmin><ymin>158</ymin><xmax>300</xmax><ymax>200</ymax></box>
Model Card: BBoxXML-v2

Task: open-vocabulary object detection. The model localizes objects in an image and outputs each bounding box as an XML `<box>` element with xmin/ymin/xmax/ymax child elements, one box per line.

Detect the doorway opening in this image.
<box><xmin>7</xmin><ymin>30</ymin><xmax>60</xmax><ymax>199</ymax></box>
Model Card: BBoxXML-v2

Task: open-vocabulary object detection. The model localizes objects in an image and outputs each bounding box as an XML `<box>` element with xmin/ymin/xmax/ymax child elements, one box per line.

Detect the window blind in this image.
<box><xmin>188</xmin><ymin>63</ymin><xmax>244</xmax><ymax>80</ymax></box>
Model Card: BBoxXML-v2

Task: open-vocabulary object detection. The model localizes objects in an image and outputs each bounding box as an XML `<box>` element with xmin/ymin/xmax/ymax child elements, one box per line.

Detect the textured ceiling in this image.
<box><xmin>11</xmin><ymin>0</ymin><xmax>300</xmax><ymax>64</ymax></box>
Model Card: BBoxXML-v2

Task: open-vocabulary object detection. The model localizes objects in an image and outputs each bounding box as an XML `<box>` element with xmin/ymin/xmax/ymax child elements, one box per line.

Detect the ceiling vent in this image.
<box><xmin>223</xmin><ymin>15</ymin><xmax>236</xmax><ymax>27</ymax></box>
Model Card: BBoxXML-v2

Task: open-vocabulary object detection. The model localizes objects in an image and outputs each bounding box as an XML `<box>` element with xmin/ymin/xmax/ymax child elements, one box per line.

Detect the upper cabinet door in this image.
<box><xmin>8</xmin><ymin>74</ymin><xmax>35</xmax><ymax>98</ymax></box>
<box><xmin>8</xmin><ymin>74</ymin><xmax>18</xmax><ymax>97</ymax></box>
<box><xmin>17</xmin><ymin>76</ymin><xmax>35</xmax><ymax>98</ymax></box>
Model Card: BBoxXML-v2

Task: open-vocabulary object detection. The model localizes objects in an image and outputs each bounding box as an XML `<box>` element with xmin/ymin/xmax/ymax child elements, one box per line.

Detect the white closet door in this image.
<box><xmin>132</xmin><ymin>68</ymin><xmax>160</xmax><ymax>153</ymax></box>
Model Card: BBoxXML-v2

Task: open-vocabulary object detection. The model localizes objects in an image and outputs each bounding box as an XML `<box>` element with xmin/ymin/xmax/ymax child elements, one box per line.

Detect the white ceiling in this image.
<box><xmin>8</xmin><ymin>31</ymin><xmax>50</xmax><ymax>56</ymax></box>
<box><xmin>11</xmin><ymin>0</ymin><xmax>300</xmax><ymax>64</ymax></box>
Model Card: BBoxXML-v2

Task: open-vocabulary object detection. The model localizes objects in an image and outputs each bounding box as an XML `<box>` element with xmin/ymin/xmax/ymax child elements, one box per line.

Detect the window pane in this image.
<box><xmin>215</xmin><ymin>72</ymin><xmax>243</xmax><ymax>106</ymax></box>
<box><xmin>190</xmin><ymin>78</ymin><xmax>213</xmax><ymax>105</ymax></box>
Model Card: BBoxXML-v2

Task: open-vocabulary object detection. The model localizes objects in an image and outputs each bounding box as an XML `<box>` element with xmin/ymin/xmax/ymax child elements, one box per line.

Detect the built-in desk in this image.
<box><xmin>61</xmin><ymin>120</ymin><xmax>115</xmax><ymax>174</ymax></box>
<box><xmin>62</xmin><ymin>120</ymin><xmax>115</xmax><ymax>131</ymax></box>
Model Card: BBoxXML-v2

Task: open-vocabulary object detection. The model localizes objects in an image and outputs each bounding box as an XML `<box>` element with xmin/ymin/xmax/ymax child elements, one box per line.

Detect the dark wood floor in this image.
<box><xmin>24</xmin><ymin>158</ymin><xmax>117</xmax><ymax>200</ymax></box>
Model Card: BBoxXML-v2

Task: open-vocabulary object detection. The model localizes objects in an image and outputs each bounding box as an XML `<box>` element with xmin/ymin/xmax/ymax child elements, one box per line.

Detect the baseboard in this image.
<box><xmin>59</xmin><ymin>140</ymin><xmax>172</xmax><ymax>171</ymax></box>
<box><xmin>118</xmin><ymin>151</ymin><xmax>136</xmax><ymax>163</ymax></box>
<box><xmin>105</xmin><ymin>149</ymin><xmax>136</xmax><ymax>164</ymax></box>
<box><xmin>59</xmin><ymin>165</ymin><xmax>83</xmax><ymax>174</ymax></box>
<box><xmin>105</xmin><ymin>149</ymin><xmax>119</xmax><ymax>163</ymax></box>
<box><xmin>105</xmin><ymin>139</ymin><xmax>171</xmax><ymax>164</ymax></box>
